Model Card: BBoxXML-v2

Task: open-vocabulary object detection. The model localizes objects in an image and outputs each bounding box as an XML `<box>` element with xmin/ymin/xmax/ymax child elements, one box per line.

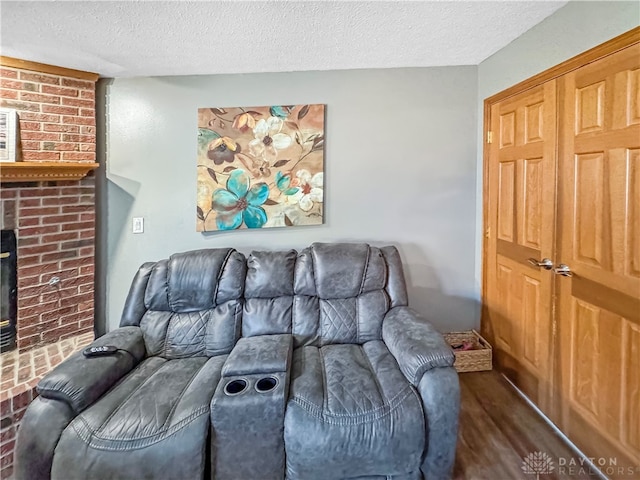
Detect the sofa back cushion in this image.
<box><xmin>243</xmin><ymin>243</ymin><xmax>408</xmax><ymax>347</ymax></box>
<box><xmin>120</xmin><ymin>248</ymin><xmax>246</xmax><ymax>358</ymax></box>
<box><xmin>296</xmin><ymin>243</ymin><xmax>390</xmax><ymax>346</ymax></box>
<box><xmin>242</xmin><ymin>250</ymin><xmax>296</xmax><ymax>338</ymax></box>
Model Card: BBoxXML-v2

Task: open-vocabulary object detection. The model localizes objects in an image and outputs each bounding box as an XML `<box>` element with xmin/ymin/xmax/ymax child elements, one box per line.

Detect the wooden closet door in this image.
<box><xmin>485</xmin><ymin>81</ymin><xmax>557</xmax><ymax>413</ymax></box>
<box><xmin>556</xmin><ymin>43</ymin><xmax>640</xmax><ymax>474</ymax></box>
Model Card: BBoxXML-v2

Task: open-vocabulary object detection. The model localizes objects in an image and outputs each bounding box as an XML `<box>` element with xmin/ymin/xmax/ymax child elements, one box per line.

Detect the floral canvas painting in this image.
<box><xmin>196</xmin><ymin>104</ymin><xmax>325</xmax><ymax>232</ymax></box>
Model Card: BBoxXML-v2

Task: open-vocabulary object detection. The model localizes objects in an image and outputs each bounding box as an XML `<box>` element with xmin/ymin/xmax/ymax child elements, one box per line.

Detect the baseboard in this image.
<box><xmin>501</xmin><ymin>373</ymin><xmax>608</xmax><ymax>480</ymax></box>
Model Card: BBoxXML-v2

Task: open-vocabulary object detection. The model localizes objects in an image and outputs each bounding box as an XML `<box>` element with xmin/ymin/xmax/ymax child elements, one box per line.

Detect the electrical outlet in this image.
<box><xmin>132</xmin><ymin>217</ymin><xmax>144</xmax><ymax>234</ymax></box>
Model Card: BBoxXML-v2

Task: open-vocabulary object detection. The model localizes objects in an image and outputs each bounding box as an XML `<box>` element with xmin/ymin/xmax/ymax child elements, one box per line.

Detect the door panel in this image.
<box><xmin>574</xmin><ymin>152</ymin><xmax>604</xmax><ymax>266</ymax></box>
<box><xmin>622</xmin><ymin>322</ymin><xmax>640</xmax><ymax>451</ymax></box>
<box><xmin>485</xmin><ymin>81</ymin><xmax>557</xmax><ymax>413</ymax></box>
<box><xmin>521</xmin><ymin>157</ymin><xmax>543</xmax><ymax>249</ymax></box>
<box><xmin>576</xmin><ymin>81</ymin><xmax>605</xmax><ymax>133</ymax></box>
<box><xmin>626</xmin><ymin>148</ymin><xmax>640</xmax><ymax>277</ymax></box>
<box><xmin>557</xmin><ymin>44</ymin><xmax>640</xmax><ymax>475</ymax></box>
<box><xmin>497</xmin><ymin>161</ymin><xmax>515</xmax><ymax>241</ymax></box>
<box><xmin>522</xmin><ymin>275</ymin><xmax>542</xmax><ymax>369</ymax></box>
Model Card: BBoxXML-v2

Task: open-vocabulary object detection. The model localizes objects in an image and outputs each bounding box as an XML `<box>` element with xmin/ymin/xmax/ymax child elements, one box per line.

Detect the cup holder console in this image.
<box><xmin>255</xmin><ymin>376</ymin><xmax>278</xmax><ymax>393</ymax></box>
<box><xmin>223</xmin><ymin>377</ymin><xmax>279</xmax><ymax>396</ymax></box>
<box><xmin>224</xmin><ymin>379</ymin><xmax>248</xmax><ymax>396</ymax></box>
<box><xmin>211</xmin><ymin>334</ymin><xmax>293</xmax><ymax>479</ymax></box>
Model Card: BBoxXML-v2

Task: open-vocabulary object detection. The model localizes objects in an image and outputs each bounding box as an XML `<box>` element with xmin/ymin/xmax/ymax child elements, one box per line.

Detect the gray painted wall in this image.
<box><xmin>473</xmin><ymin>1</ymin><xmax>639</xmax><ymax>293</ymax></box>
<box><xmin>100</xmin><ymin>67</ymin><xmax>479</xmax><ymax>332</ymax></box>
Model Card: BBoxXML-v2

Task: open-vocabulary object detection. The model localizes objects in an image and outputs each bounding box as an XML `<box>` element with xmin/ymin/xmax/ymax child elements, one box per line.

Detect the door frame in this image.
<box><xmin>481</xmin><ymin>26</ymin><xmax>640</xmax><ymax>339</ymax></box>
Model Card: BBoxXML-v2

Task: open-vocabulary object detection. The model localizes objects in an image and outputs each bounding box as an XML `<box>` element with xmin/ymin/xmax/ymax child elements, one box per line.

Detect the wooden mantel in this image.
<box><xmin>0</xmin><ymin>162</ymin><xmax>99</xmax><ymax>183</ymax></box>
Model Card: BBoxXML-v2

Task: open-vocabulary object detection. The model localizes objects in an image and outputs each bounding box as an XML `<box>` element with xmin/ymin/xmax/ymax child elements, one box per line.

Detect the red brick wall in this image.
<box><xmin>0</xmin><ymin>388</ymin><xmax>33</xmax><ymax>479</ymax></box>
<box><xmin>1</xmin><ymin>181</ymin><xmax>95</xmax><ymax>350</ymax></box>
<box><xmin>0</xmin><ymin>64</ymin><xmax>97</xmax><ymax>351</ymax></box>
<box><xmin>0</xmin><ymin>67</ymin><xmax>96</xmax><ymax>162</ymax></box>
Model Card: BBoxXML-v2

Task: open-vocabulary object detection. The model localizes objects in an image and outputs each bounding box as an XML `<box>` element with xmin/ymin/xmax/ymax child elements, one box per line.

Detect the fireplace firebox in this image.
<box><xmin>1</xmin><ymin>230</ymin><xmax>17</xmax><ymax>351</ymax></box>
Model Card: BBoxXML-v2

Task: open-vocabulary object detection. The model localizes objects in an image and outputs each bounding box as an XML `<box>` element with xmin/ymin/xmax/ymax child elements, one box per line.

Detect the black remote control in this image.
<box><xmin>83</xmin><ymin>345</ymin><xmax>118</xmax><ymax>357</ymax></box>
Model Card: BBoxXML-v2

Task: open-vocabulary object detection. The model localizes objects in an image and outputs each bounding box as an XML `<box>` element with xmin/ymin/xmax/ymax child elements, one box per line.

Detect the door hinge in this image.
<box><xmin>487</xmin><ymin>131</ymin><xmax>493</xmax><ymax>144</ymax></box>
<box><xmin>485</xmin><ymin>227</ymin><xmax>490</xmax><ymax>239</ymax></box>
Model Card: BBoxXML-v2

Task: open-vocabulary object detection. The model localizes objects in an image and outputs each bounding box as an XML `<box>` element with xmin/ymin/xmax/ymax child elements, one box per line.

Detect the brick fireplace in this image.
<box><xmin>0</xmin><ymin>57</ymin><xmax>99</xmax><ymax>479</ymax></box>
<box><xmin>1</xmin><ymin>180</ymin><xmax>96</xmax><ymax>351</ymax></box>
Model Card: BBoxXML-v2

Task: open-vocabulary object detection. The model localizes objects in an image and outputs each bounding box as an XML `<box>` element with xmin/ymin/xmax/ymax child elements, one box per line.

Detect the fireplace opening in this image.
<box><xmin>1</xmin><ymin>230</ymin><xmax>17</xmax><ymax>352</ymax></box>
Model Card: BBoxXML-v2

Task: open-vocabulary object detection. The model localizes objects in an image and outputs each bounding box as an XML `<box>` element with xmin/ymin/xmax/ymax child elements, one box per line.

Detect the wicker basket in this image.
<box><xmin>443</xmin><ymin>330</ymin><xmax>492</xmax><ymax>373</ymax></box>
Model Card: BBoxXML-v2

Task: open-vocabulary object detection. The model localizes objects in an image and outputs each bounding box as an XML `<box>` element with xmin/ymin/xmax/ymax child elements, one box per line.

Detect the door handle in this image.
<box><xmin>527</xmin><ymin>258</ymin><xmax>553</xmax><ymax>270</ymax></box>
<box><xmin>553</xmin><ymin>264</ymin><xmax>573</xmax><ymax>277</ymax></box>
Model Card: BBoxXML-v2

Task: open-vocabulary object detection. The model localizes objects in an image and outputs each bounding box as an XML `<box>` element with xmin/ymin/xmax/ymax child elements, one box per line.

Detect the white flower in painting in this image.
<box><xmin>289</xmin><ymin>170</ymin><xmax>323</xmax><ymax>212</ymax></box>
<box><xmin>249</xmin><ymin>116</ymin><xmax>292</xmax><ymax>163</ymax></box>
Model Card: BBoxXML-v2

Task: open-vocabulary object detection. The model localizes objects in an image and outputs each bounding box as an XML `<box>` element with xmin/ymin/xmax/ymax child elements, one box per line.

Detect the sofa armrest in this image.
<box><xmin>382</xmin><ymin>307</ymin><xmax>454</xmax><ymax>386</ymax></box>
<box><xmin>15</xmin><ymin>396</ymin><xmax>75</xmax><ymax>480</ymax></box>
<box><xmin>37</xmin><ymin>326</ymin><xmax>146</xmax><ymax>414</ymax></box>
<box><xmin>222</xmin><ymin>334</ymin><xmax>293</xmax><ymax>377</ymax></box>
<box><xmin>418</xmin><ymin>367</ymin><xmax>460</xmax><ymax>480</ymax></box>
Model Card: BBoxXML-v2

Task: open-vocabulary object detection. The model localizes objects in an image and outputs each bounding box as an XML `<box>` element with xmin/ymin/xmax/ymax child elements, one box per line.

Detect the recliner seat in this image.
<box><xmin>285</xmin><ymin>341</ymin><xmax>425</xmax><ymax>479</ymax></box>
<box><xmin>53</xmin><ymin>355</ymin><xmax>226</xmax><ymax>479</ymax></box>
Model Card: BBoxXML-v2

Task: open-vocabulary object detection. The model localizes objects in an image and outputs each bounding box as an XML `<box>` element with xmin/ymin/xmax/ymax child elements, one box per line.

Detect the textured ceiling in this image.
<box><xmin>0</xmin><ymin>1</ymin><xmax>567</xmax><ymax>78</ymax></box>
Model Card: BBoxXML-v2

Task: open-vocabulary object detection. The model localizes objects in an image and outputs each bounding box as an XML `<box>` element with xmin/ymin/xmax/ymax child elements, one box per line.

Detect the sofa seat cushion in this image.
<box><xmin>284</xmin><ymin>342</ymin><xmax>425</xmax><ymax>479</ymax></box>
<box><xmin>51</xmin><ymin>355</ymin><xmax>226</xmax><ymax>480</ymax></box>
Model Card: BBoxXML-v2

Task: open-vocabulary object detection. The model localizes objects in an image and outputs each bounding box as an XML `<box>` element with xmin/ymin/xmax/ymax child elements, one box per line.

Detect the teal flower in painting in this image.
<box><xmin>269</xmin><ymin>105</ymin><xmax>294</xmax><ymax>119</ymax></box>
<box><xmin>275</xmin><ymin>171</ymin><xmax>299</xmax><ymax>196</ymax></box>
<box><xmin>212</xmin><ymin>170</ymin><xmax>269</xmax><ymax>230</ymax></box>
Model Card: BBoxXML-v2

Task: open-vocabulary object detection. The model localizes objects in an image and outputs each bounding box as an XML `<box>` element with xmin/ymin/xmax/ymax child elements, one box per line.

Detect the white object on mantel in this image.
<box><xmin>0</xmin><ymin>1</ymin><xmax>567</xmax><ymax>77</ymax></box>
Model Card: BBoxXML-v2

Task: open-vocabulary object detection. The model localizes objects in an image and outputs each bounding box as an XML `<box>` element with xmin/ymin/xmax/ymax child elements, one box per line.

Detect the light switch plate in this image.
<box><xmin>132</xmin><ymin>217</ymin><xmax>144</xmax><ymax>234</ymax></box>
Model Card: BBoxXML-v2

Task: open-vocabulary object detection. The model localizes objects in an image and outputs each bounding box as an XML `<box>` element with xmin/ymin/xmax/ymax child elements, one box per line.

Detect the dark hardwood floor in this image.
<box><xmin>453</xmin><ymin>371</ymin><xmax>600</xmax><ymax>480</ymax></box>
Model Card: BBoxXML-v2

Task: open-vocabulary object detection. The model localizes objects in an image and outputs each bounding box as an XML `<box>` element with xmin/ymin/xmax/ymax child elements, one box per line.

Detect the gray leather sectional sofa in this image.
<box><xmin>15</xmin><ymin>243</ymin><xmax>460</xmax><ymax>480</ymax></box>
